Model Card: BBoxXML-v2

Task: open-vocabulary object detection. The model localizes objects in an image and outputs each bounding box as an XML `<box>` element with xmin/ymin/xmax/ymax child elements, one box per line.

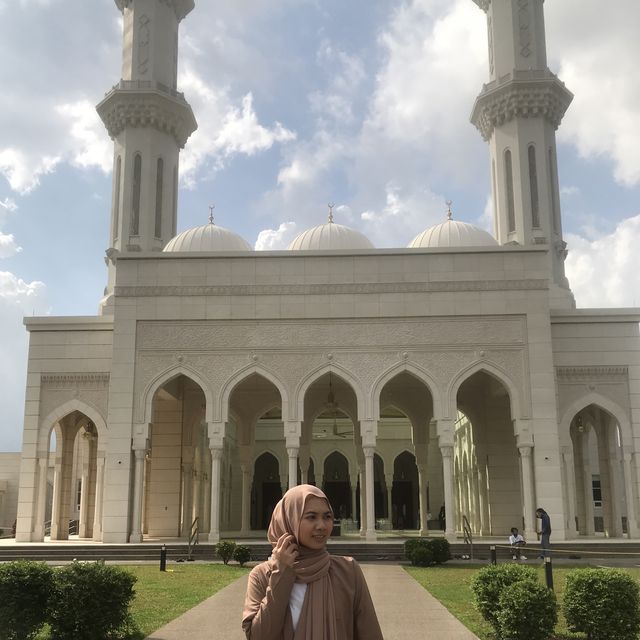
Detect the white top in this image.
<box><xmin>290</xmin><ymin>582</ymin><xmax>307</xmax><ymax>630</ymax></box>
<box><xmin>409</xmin><ymin>219</ymin><xmax>497</xmax><ymax>248</ymax></box>
<box><xmin>509</xmin><ymin>533</ymin><xmax>525</xmax><ymax>545</ymax></box>
<box><xmin>163</xmin><ymin>222</ymin><xmax>253</xmax><ymax>252</ymax></box>
<box><xmin>288</xmin><ymin>222</ymin><xmax>374</xmax><ymax>251</ymax></box>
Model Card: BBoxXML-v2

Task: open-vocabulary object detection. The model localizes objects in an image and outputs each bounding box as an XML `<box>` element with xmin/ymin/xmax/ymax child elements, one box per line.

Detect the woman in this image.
<box><xmin>242</xmin><ymin>484</ymin><xmax>384</xmax><ymax>639</ymax></box>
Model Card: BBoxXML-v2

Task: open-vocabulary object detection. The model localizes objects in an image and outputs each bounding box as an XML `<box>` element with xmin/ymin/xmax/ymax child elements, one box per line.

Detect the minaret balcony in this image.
<box><xmin>115</xmin><ymin>0</ymin><xmax>194</xmax><ymax>21</ymax></box>
<box><xmin>470</xmin><ymin>70</ymin><xmax>573</xmax><ymax>141</ymax></box>
<box><xmin>97</xmin><ymin>81</ymin><xmax>197</xmax><ymax>148</ymax></box>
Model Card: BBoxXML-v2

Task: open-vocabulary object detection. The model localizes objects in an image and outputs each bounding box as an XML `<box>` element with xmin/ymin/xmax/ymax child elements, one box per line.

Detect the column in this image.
<box><xmin>607</xmin><ymin>428</ymin><xmax>623</xmax><ymax>537</ymax></box>
<box><xmin>440</xmin><ymin>445</ymin><xmax>455</xmax><ymax>538</ymax></box>
<box><xmin>363</xmin><ymin>446</ymin><xmax>376</xmax><ymax>541</ymax></box>
<box><xmin>192</xmin><ymin>467</ymin><xmax>202</xmax><ymax>527</ymax></box>
<box><xmin>129</xmin><ymin>448</ymin><xmax>146</xmax><ymax>543</ymax></box>
<box><xmin>581</xmin><ymin>433</ymin><xmax>595</xmax><ymax>535</ymax></box>
<box><xmin>358</xmin><ymin>466</ymin><xmax>366</xmax><ymax>537</ymax></box>
<box><xmin>92</xmin><ymin>456</ymin><xmax>105</xmax><ymax>541</ymax></box>
<box><xmin>181</xmin><ymin>461</ymin><xmax>194</xmax><ymax>535</ymax></box>
<box><xmin>208</xmin><ymin>446</ymin><xmax>224</xmax><ymax>543</ymax></box>
<box><xmin>203</xmin><ymin>468</ymin><xmax>211</xmax><ymax>534</ymax></box>
<box><xmin>78</xmin><ymin>461</ymin><xmax>90</xmax><ymax>538</ymax></box>
<box><xmin>562</xmin><ymin>448</ymin><xmax>578</xmax><ymax>537</ymax></box>
<box><xmin>299</xmin><ymin>449</ymin><xmax>310</xmax><ymax>485</ymax></box>
<box><xmin>287</xmin><ymin>447</ymin><xmax>299</xmax><ymax>489</ymax></box>
<box><xmin>623</xmin><ymin>454</ymin><xmax>640</xmax><ymax>537</ymax></box>
<box><xmin>350</xmin><ymin>474</ymin><xmax>358</xmax><ymax>521</ymax></box>
<box><xmin>477</xmin><ymin>468</ymin><xmax>490</xmax><ymax>535</ymax></box>
<box><xmin>49</xmin><ymin>458</ymin><xmax>63</xmax><ymax>540</ymax></box>
<box><xmin>385</xmin><ymin>474</ymin><xmax>394</xmax><ymax>523</ymax></box>
<box><xmin>240</xmin><ymin>463</ymin><xmax>251</xmax><ymax>535</ymax></box>
<box><xmin>33</xmin><ymin>456</ymin><xmax>49</xmax><ymax>541</ymax></box>
<box><xmin>417</xmin><ymin>464</ymin><xmax>428</xmax><ymax>536</ymax></box>
<box><xmin>518</xmin><ymin>445</ymin><xmax>536</xmax><ymax>540</ymax></box>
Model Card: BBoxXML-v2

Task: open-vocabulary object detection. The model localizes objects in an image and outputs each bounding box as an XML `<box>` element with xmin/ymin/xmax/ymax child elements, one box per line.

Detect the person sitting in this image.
<box><xmin>509</xmin><ymin>527</ymin><xmax>527</xmax><ymax>560</ymax></box>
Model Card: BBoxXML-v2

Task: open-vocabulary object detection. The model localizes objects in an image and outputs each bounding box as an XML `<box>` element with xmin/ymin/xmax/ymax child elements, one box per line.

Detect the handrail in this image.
<box><xmin>187</xmin><ymin>517</ymin><xmax>199</xmax><ymax>561</ymax></box>
<box><xmin>462</xmin><ymin>515</ymin><xmax>474</xmax><ymax>560</ymax></box>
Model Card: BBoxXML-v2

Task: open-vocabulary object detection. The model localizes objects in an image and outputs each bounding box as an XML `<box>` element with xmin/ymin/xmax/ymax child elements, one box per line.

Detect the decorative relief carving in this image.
<box><xmin>41</xmin><ymin>373</ymin><xmax>110</xmax><ymax>389</ymax></box>
<box><xmin>40</xmin><ymin>388</ymin><xmax>108</xmax><ymax>427</ymax></box>
<box><xmin>115</xmin><ymin>279</ymin><xmax>547</xmax><ymax>298</ymax></box>
<box><xmin>556</xmin><ymin>366</ymin><xmax>628</xmax><ymax>381</ymax></box>
<box><xmin>136</xmin><ymin>317</ymin><xmax>526</xmax><ymax>352</ymax></box>
<box><xmin>518</xmin><ymin>0</ymin><xmax>531</xmax><ymax>58</ymax></box>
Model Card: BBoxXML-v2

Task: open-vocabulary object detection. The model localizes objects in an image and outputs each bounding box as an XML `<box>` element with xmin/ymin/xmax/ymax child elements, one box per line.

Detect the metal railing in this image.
<box><xmin>462</xmin><ymin>515</ymin><xmax>474</xmax><ymax>560</ymax></box>
<box><xmin>187</xmin><ymin>517</ymin><xmax>199</xmax><ymax>561</ymax></box>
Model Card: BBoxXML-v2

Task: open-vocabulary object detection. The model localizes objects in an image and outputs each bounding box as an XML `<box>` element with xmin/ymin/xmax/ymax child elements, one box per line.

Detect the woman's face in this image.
<box><xmin>297</xmin><ymin>496</ymin><xmax>334</xmax><ymax>550</ymax></box>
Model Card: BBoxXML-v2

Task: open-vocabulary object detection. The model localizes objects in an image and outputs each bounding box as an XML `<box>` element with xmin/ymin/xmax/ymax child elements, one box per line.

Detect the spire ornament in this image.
<box><xmin>208</xmin><ymin>205</ymin><xmax>215</xmax><ymax>225</ymax></box>
<box><xmin>328</xmin><ymin>203</ymin><xmax>335</xmax><ymax>223</ymax></box>
<box><xmin>446</xmin><ymin>200</ymin><xmax>453</xmax><ymax>221</ymax></box>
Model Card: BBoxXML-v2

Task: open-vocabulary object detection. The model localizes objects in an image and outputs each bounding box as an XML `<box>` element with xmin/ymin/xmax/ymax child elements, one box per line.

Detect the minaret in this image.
<box><xmin>97</xmin><ymin>0</ymin><xmax>197</xmax><ymax>313</ymax></box>
<box><xmin>470</xmin><ymin>0</ymin><xmax>574</xmax><ymax>307</ymax></box>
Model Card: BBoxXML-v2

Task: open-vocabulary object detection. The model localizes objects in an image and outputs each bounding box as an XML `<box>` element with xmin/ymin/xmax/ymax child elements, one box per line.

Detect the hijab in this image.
<box><xmin>267</xmin><ymin>484</ymin><xmax>338</xmax><ymax>640</ymax></box>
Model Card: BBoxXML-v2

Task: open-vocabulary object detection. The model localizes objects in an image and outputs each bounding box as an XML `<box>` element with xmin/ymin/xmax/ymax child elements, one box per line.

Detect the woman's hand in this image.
<box><xmin>272</xmin><ymin>533</ymin><xmax>298</xmax><ymax>570</ymax></box>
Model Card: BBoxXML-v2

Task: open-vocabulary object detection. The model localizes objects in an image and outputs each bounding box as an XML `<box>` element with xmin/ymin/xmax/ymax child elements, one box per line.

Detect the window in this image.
<box><xmin>528</xmin><ymin>145</ymin><xmax>540</xmax><ymax>228</ymax></box>
<box><xmin>131</xmin><ymin>153</ymin><xmax>142</xmax><ymax>235</ymax></box>
<box><xmin>592</xmin><ymin>476</ymin><xmax>602</xmax><ymax>507</ymax></box>
<box><xmin>505</xmin><ymin>150</ymin><xmax>516</xmax><ymax>233</ymax></box>
<box><xmin>155</xmin><ymin>158</ymin><xmax>164</xmax><ymax>238</ymax></box>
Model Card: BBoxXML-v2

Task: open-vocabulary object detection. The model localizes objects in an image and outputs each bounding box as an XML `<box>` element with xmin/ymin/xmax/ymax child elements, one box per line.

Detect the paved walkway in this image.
<box><xmin>145</xmin><ymin>563</ymin><xmax>479</xmax><ymax>640</ymax></box>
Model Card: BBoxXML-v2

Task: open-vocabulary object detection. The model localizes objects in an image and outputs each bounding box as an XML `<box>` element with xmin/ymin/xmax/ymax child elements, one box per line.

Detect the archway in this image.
<box><xmin>251</xmin><ymin>452</ymin><xmax>282</xmax><ymax>530</ymax></box>
<box><xmin>392</xmin><ymin>451</ymin><xmax>419</xmax><ymax>529</ymax></box>
<box><xmin>322</xmin><ymin>451</ymin><xmax>352</xmax><ymax>520</ymax></box>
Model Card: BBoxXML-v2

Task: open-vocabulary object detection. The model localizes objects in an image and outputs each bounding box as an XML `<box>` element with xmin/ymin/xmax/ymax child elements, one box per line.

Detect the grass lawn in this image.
<box><xmin>406</xmin><ymin>564</ymin><xmax>640</xmax><ymax>640</ymax></box>
<box><xmin>35</xmin><ymin>563</ymin><xmax>248</xmax><ymax>639</ymax></box>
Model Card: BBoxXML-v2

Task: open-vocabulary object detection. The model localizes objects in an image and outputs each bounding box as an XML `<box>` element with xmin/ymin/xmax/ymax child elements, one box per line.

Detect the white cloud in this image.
<box><xmin>0</xmin><ymin>234</ymin><xmax>21</xmax><ymax>258</ymax></box>
<box><xmin>0</xmin><ymin>148</ymin><xmax>60</xmax><ymax>194</ymax></box>
<box><xmin>254</xmin><ymin>221</ymin><xmax>297</xmax><ymax>250</ymax></box>
<box><xmin>566</xmin><ymin>215</ymin><xmax>640</xmax><ymax>307</ymax></box>
<box><xmin>56</xmin><ymin>100</ymin><xmax>112</xmax><ymax>173</ymax></box>
<box><xmin>0</xmin><ymin>197</ymin><xmax>17</xmax><ymax>212</ymax></box>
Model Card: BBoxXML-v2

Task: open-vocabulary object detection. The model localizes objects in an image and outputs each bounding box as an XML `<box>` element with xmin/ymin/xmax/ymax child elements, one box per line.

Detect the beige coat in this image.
<box><xmin>242</xmin><ymin>555</ymin><xmax>384</xmax><ymax>640</ymax></box>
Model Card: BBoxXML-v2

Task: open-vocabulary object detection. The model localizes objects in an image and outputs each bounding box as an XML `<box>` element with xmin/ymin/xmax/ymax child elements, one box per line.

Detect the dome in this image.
<box><xmin>288</xmin><ymin>209</ymin><xmax>374</xmax><ymax>251</ymax></box>
<box><xmin>409</xmin><ymin>210</ymin><xmax>497</xmax><ymax>249</ymax></box>
<box><xmin>163</xmin><ymin>219</ymin><xmax>253</xmax><ymax>253</ymax></box>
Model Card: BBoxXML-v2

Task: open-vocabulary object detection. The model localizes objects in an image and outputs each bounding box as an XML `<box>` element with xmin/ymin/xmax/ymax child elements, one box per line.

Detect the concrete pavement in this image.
<box><xmin>145</xmin><ymin>563</ymin><xmax>480</xmax><ymax>640</ymax></box>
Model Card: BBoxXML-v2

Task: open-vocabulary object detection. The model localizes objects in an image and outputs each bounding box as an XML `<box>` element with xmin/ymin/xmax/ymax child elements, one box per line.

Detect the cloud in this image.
<box><xmin>0</xmin><ymin>197</ymin><xmax>17</xmax><ymax>213</ymax></box>
<box><xmin>0</xmin><ymin>148</ymin><xmax>60</xmax><ymax>195</ymax></box>
<box><xmin>254</xmin><ymin>221</ymin><xmax>297</xmax><ymax>250</ymax></box>
<box><xmin>0</xmin><ymin>234</ymin><xmax>21</xmax><ymax>258</ymax></box>
<box><xmin>566</xmin><ymin>215</ymin><xmax>640</xmax><ymax>307</ymax></box>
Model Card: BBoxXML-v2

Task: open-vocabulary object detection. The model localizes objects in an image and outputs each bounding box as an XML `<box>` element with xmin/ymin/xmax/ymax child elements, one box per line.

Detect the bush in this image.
<box><xmin>0</xmin><ymin>560</ymin><xmax>54</xmax><ymax>640</ymax></box>
<box><xmin>233</xmin><ymin>545</ymin><xmax>252</xmax><ymax>567</ymax></box>
<box><xmin>563</xmin><ymin>567</ymin><xmax>640</xmax><ymax>640</ymax></box>
<box><xmin>497</xmin><ymin>580</ymin><xmax>558</xmax><ymax>640</ymax></box>
<box><xmin>429</xmin><ymin>538</ymin><xmax>451</xmax><ymax>564</ymax></box>
<box><xmin>215</xmin><ymin>540</ymin><xmax>237</xmax><ymax>565</ymax></box>
<box><xmin>471</xmin><ymin>563</ymin><xmax>538</xmax><ymax>631</ymax></box>
<box><xmin>404</xmin><ymin>539</ymin><xmax>421</xmax><ymax>562</ymax></box>
<box><xmin>48</xmin><ymin>560</ymin><xmax>139</xmax><ymax>640</ymax></box>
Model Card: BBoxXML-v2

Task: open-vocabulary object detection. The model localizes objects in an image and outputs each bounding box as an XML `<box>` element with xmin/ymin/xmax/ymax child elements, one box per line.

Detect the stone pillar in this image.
<box><xmin>359</xmin><ymin>466</ymin><xmax>366</xmax><ymax>536</ymax></box>
<box><xmin>440</xmin><ymin>445</ymin><xmax>455</xmax><ymax>538</ymax></box>
<box><xmin>240</xmin><ymin>463</ymin><xmax>251</xmax><ymax>535</ymax></box>
<box><xmin>193</xmin><ymin>467</ymin><xmax>202</xmax><ymax>526</ymax></box>
<box><xmin>607</xmin><ymin>427</ymin><xmax>623</xmax><ymax>537</ymax></box>
<box><xmin>208</xmin><ymin>446</ymin><xmax>224</xmax><ymax>543</ymax></box>
<box><xmin>203</xmin><ymin>467</ymin><xmax>211</xmax><ymax>534</ymax></box>
<box><xmin>363</xmin><ymin>446</ymin><xmax>376</xmax><ymax>541</ymax></box>
<box><xmin>78</xmin><ymin>461</ymin><xmax>90</xmax><ymax>538</ymax></box>
<box><xmin>385</xmin><ymin>474</ymin><xmax>394</xmax><ymax>522</ymax></box>
<box><xmin>581</xmin><ymin>433</ymin><xmax>595</xmax><ymax>535</ymax></box>
<box><xmin>129</xmin><ymin>447</ymin><xmax>146</xmax><ymax>543</ymax></box>
<box><xmin>562</xmin><ymin>448</ymin><xmax>578</xmax><ymax>537</ymax></box>
<box><xmin>417</xmin><ymin>463</ymin><xmax>428</xmax><ymax>536</ymax></box>
<box><xmin>181</xmin><ymin>461</ymin><xmax>194</xmax><ymax>535</ymax></box>
<box><xmin>92</xmin><ymin>455</ymin><xmax>105</xmax><ymax>541</ymax></box>
<box><xmin>518</xmin><ymin>444</ymin><xmax>536</xmax><ymax>540</ymax></box>
<box><xmin>49</xmin><ymin>457</ymin><xmax>63</xmax><ymax>540</ymax></box>
<box><xmin>287</xmin><ymin>447</ymin><xmax>299</xmax><ymax>489</ymax></box>
<box><xmin>350</xmin><ymin>474</ymin><xmax>358</xmax><ymax>520</ymax></box>
<box><xmin>623</xmin><ymin>454</ymin><xmax>640</xmax><ymax>537</ymax></box>
<box><xmin>299</xmin><ymin>448</ymin><xmax>310</xmax><ymax>485</ymax></box>
<box><xmin>33</xmin><ymin>456</ymin><xmax>49</xmax><ymax>541</ymax></box>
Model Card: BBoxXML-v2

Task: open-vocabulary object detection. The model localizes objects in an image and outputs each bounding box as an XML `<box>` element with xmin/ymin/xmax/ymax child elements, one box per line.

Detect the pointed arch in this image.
<box><xmin>219</xmin><ymin>364</ymin><xmax>289</xmax><ymax>423</ymax></box>
<box><xmin>321</xmin><ymin>449</ymin><xmax>353</xmax><ymax>475</ymax></box>
<box><xmin>294</xmin><ymin>363</ymin><xmax>365</xmax><ymax>422</ymax></box>
<box><xmin>447</xmin><ymin>361</ymin><xmax>522</xmax><ymax>421</ymax></box>
<box><xmin>142</xmin><ymin>364</ymin><xmax>213</xmax><ymax>424</ymax></box>
<box><xmin>252</xmin><ymin>448</ymin><xmax>285</xmax><ymax>475</ymax></box>
<box><xmin>371</xmin><ymin>361</ymin><xmax>442</xmax><ymax>420</ymax></box>
<box><xmin>39</xmin><ymin>399</ymin><xmax>108</xmax><ymax>454</ymax></box>
<box><xmin>559</xmin><ymin>392</ymin><xmax>632</xmax><ymax>449</ymax></box>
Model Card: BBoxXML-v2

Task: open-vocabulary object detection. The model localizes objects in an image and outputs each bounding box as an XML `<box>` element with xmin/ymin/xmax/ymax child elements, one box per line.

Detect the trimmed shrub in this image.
<box><xmin>0</xmin><ymin>560</ymin><xmax>54</xmax><ymax>640</ymax></box>
<box><xmin>233</xmin><ymin>545</ymin><xmax>252</xmax><ymax>567</ymax></box>
<box><xmin>497</xmin><ymin>580</ymin><xmax>558</xmax><ymax>640</ymax></box>
<box><xmin>404</xmin><ymin>539</ymin><xmax>421</xmax><ymax>563</ymax></box>
<box><xmin>48</xmin><ymin>560</ymin><xmax>139</xmax><ymax>640</ymax></box>
<box><xmin>563</xmin><ymin>567</ymin><xmax>640</xmax><ymax>640</ymax></box>
<box><xmin>429</xmin><ymin>538</ymin><xmax>451</xmax><ymax>564</ymax></box>
<box><xmin>412</xmin><ymin>545</ymin><xmax>434</xmax><ymax>567</ymax></box>
<box><xmin>215</xmin><ymin>540</ymin><xmax>237</xmax><ymax>565</ymax></box>
<box><xmin>471</xmin><ymin>563</ymin><xmax>538</xmax><ymax>631</ymax></box>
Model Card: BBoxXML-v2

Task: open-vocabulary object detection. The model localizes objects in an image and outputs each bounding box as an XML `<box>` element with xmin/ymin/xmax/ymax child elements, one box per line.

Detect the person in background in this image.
<box><xmin>508</xmin><ymin>527</ymin><xmax>527</xmax><ymax>560</ymax></box>
<box><xmin>535</xmin><ymin>507</ymin><xmax>551</xmax><ymax>559</ymax></box>
<box><xmin>438</xmin><ymin>505</ymin><xmax>446</xmax><ymax>531</ymax></box>
<box><xmin>242</xmin><ymin>484</ymin><xmax>384</xmax><ymax>640</ymax></box>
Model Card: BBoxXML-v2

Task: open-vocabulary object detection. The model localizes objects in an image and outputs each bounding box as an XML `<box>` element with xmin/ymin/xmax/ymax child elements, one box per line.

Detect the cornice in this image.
<box><xmin>471</xmin><ymin>70</ymin><xmax>573</xmax><ymax>140</ymax></box>
<box><xmin>115</xmin><ymin>0</ymin><xmax>195</xmax><ymax>21</ymax></box>
<box><xmin>41</xmin><ymin>373</ymin><xmax>111</xmax><ymax>388</ymax></box>
<box><xmin>115</xmin><ymin>279</ymin><xmax>548</xmax><ymax>298</ymax></box>
<box><xmin>97</xmin><ymin>82</ymin><xmax>197</xmax><ymax>148</ymax></box>
<box><xmin>556</xmin><ymin>366</ymin><xmax>628</xmax><ymax>381</ymax></box>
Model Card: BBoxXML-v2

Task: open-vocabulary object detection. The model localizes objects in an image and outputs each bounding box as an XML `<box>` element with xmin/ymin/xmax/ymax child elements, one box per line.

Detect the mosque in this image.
<box><xmin>13</xmin><ymin>0</ymin><xmax>640</xmax><ymax>545</ymax></box>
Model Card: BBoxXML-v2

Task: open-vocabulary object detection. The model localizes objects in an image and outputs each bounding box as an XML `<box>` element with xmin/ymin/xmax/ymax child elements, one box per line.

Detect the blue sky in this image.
<box><xmin>1</xmin><ymin>0</ymin><xmax>639</xmax><ymax>451</ymax></box>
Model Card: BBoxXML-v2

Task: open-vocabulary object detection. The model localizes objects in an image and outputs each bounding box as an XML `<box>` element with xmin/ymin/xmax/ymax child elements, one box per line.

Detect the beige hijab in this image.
<box><xmin>267</xmin><ymin>484</ymin><xmax>337</xmax><ymax>640</ymax></box>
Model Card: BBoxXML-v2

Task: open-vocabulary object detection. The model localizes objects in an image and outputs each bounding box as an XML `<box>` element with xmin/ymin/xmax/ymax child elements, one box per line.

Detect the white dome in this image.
<box><xmin>409</xmin><ymin>218</ymin><xmax>497</xmax><ymax>248</ymax></box>
<box><xmin>288</xmin><ymin>221</ymin><xmax>374</xmax><ymax>251</ymax></box>
<box><xmin>164</xmin><ymin>222</ymin><xmax>253</xmax><ymax>252</ymax></box>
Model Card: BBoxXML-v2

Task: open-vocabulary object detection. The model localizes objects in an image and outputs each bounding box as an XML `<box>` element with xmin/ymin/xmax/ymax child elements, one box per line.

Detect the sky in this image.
<box><xmin>1</xmin><ymin>0</ymin><xmax>639</xmax><ymax>452</ymax></box>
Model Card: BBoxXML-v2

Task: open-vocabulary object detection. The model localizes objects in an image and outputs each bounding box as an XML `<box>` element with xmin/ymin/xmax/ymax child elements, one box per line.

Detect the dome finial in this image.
<box><xmin>328</xmin><ymin>202</ymin><xmax>335</xmax><ymax>223</ymax></box>
<box><xmin>208</xmin><ymin>204</ymin><xmax>215</xmax><ymax>225</ymax></box>
<box><xmin>446</xmin><ymin>200</ymin><xmax>453</xmax><ymax>221</ymax></box>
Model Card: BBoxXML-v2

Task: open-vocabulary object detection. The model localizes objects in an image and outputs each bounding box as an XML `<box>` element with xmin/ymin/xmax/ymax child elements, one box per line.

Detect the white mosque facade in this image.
<box><xmin>14</xmin><ymin>0</ymin><xmax>640</xmax><ymax>545</ymax></box>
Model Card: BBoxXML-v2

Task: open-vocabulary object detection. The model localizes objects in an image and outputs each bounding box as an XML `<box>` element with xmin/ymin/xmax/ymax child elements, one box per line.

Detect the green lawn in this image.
<box><xmin>406</xmin><ymin>564</ymin><xmax>640</xmax><ymax>640</ymax></box>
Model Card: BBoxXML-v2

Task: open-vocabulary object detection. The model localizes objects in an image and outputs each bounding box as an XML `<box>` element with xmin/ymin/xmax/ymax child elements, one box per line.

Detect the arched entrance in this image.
<box><xmin>251</xmin><ymin>452</ymin><xmax>282</xmax><ymax>530</ymax></box>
